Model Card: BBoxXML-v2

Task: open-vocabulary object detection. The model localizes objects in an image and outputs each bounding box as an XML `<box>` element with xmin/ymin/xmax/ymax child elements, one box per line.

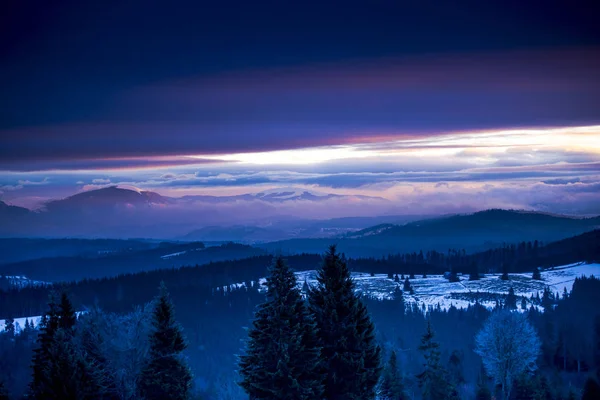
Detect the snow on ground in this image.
<box><xmin>0</xmin><ymin>311</ymin><xmax>86</xmax><ymax>333</ymax></box>
<box><xmin>160</xmin><ymin>250</ymin><xmax>188</xmax><ymax>259</ymax></box>
<box><xmin>241</xmin><ymin>262</ymin><xmax>600</xmax><ymax>312</ymax></box>
<box><xmin>1</xmin><ymin>275</ymin><xmax>49</xmax><ymax>288</ymax></box>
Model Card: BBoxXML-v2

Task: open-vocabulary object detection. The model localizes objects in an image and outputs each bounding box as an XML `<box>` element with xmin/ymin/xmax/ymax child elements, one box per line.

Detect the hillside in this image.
<box><xmin>261</xmin><ymin>210</ymin><xmax>600</xmax><ymax>256</ymax></box>
<box><xmin>0</xmin><ymin>241</ymin><xmax>266</xmax><ymax>282</ymax></box>
<box><xmin>282</xmin><ymin>262</ymin><xmax>599</xmax><ymax>312</ymax></box>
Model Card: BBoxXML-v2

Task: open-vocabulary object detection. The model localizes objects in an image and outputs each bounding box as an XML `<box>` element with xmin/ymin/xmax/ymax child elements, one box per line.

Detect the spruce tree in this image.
<box><xmin>469</xmin><ymin>262</ymin><xmax>480</xmax><ymax>281</ymax></box>
<box><xmin>403</xmin><ymin>277</ymin><xmax>411</xmax><ymax>292</ymax></box>
<box><xmin>379</xmin><ymin>350</ymin><xmax>406</xmax><ymax>400</ymax></box>
<box><xmin>505</xmin><ymin>287</ymin><xmax>517</xmax><ymax>310</ymax></box>
<box><xmin>238</xmin><ymin>256</ymin><xmax>324</xmax><ymax>400</ymax></box>
<box><xmin>532</xmin><ymin>267</ymin><xmax>542</xmax><ymax>280</ymax></box>
<box><xmin>138</xmin><ymin>283</ymin><xmax>192</xmax><ymax>400</ymax></box>
<box><xmin>500</xmin><ymin>263</ymin><xmax>509</xmax><ymax>281</ymax></box>
<box><xmin>29</xmin><ymin>296</ymin><xmax>60</xmax><ymax>399</ymax></box>
<box><xmin>58</xmin><ymin>291</ymin><xmax>77</xmax><ymax>330</ymax></box>
<box><xmin>417</xmin><ymin>321</ymin><xmax>458</xmax><ymax>400</ymax></box>
<box><xmin>3</xmin><ymin>318</ymin><xmax>14</xmax><ymax>337</ymax></box>
<box><xmin>308</xmin><ymin>245</ymin><xmax>381</xmax><ymax>400</ymax></box>
<box><xmin>582</xmin><ymin>376</ymin><xmax>600</xmax><ymax>400</ymax></box>
<box><xmin>29</xmin><ymin>292</ymin><xmax>104</xmax><ymax>399</ymax></box>
<box><xmin>475</xmin><ymin>367</ymin><xmax>491</xmax><ymax>400</ymax></box>
<box><xmin>0</xmin><ymin>380</ymin><xmax>8</xmax><ymax>400</ymax></box>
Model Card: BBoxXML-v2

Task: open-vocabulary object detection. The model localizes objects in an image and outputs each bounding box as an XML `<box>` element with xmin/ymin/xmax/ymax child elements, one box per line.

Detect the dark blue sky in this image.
<box><xmin>1</xmin><ymin>0</ymin><xmax>598</xmax><ymax>131</ymax></box>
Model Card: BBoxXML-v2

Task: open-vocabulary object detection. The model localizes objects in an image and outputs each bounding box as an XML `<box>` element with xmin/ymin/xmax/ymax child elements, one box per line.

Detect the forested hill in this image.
<box><xmin>0</xmin><ymin>242</ymin><xmax>266</xmax><ymax>282</ymax></box>
<box><xmin>1</xmin><ymin>230</ymin><xmax>599</xmax><ymax>321</ymax></box>
<box><xmin>261</xmin><ymin>209</ymin><xmax>600</xmax><ymax>256</ymax></box>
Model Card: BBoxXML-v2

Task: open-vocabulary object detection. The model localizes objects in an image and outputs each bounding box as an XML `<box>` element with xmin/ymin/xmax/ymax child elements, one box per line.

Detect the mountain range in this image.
<box><xmin>0</xmin><ymin>186</ymin><xmax>390</xmax><ymax>238</ymax></box>
<box><xmin>2</xmin><ymin>188</ymin><xmax>600</xmax><ymax>257</ymax></box>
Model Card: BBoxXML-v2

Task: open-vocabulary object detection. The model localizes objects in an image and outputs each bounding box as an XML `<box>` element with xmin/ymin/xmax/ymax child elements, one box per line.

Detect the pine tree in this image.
<box><xmin>532</xmin><ymin>267</ymin><xmax>542</xmax><ymax>280</ymax></box>
<box><xmin>58</xmin><ymin>292</ymin><xmax>77</xmax><ymax>331</ymax></box>
<box><xmin>500</xmin><ymin>263</ymin><xmax>509</xmax><ymax>281</ymax></box>
<box><xmin>238</xmin><ymin>256</ymin><xmax>324</xmax><ymax>400</ymax></box>
<box><xmin>521</xmin><ymin>297</ymin><xmax>527</xmax><ymax>310</ymax></box>
<box><xmin>469</xmin><ymin>262</ymin><xmax>480</xmax><ymax>281</ymax></box>
<box><xmin>582</xmin><ymin>376</ymin><xmax>600</xmax><ymax>400</ymax></box>
<box><xmin>138</xmin><ymin>283</ymin><xmax>193</xmax><ymax>400</ymax></box>
<box><xmin>505</xmin><ymin>287</ymin><xmax>517</xmax><ymax>310</ymax></box>
<box><xmin>308</xmin><ymin>245</ymin><xmax>382</xmax><ymax>400</ymax></box>
<box><xmin>0</xmin><ymin>380</ymin><xmax>9</xmax><ymax>400</ymax></box>
<box><xmin>475</xmin><ymin>367</ymin><xmax>491</xmax><ymax>400</ymax></box>
<box><xmin>417</xmin><ymin>321</ymin><xmax>457</xmax><ymax>400</ymax></box>
<box><xmin>379</xmin><ymin>350</ymin><xmax>407</xmax><ymax>400</ymax></box>
<box><xmin>29</xmin><ymin>296</ymin><xmax>60</xmax><ymax>399</ymax></box>
<box><xmin>3</xmin><ymin>318</ymin><xmax>14</xmax><ymax>337</ymax></box>
<box><xmin>29</xmin><ymin>292</ymin><xmax>104</xmax><ymax>399</ymax></box>
<box><xmin>403</xmin><ymin>277</ymin><xmax>411</xmax><ymax>292</ymax></box>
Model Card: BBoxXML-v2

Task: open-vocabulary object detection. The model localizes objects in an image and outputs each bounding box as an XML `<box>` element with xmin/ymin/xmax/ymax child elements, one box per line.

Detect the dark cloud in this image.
<box><xmin>542</xmin><ymin>177</ymin><xmax>582</xmax><ymax>185</ymax></box>
<box><xmin>1</xmin><ymin>48</ymin><xmax>599</xmax><ymax>169</ymax></box>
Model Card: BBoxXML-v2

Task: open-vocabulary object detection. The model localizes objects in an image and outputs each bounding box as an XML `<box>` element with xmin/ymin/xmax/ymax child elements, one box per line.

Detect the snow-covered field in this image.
<box><xmin>243</xmin><ymin>262</ymin><xmax>600</xmax><ymax>312</ymax></box>
<box><xmin>1</xmin><ymin>275</ymin><xmax>49</xmax><ymax>289</ymax></box>
<box><xmin>4</xmin><ymin>263</ymin><xmax>597</xmax><ymax>334</ymax></box>
<box><xmin>0</xmin><ymin>311</ymin><xmax>86</xmax><ymax>333</ymax></box>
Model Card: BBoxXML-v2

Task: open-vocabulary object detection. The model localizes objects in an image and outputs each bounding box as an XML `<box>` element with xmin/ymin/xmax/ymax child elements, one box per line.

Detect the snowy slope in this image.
<box><xmin>242</xmin><ymin>262</ymin><xmax>599</xmax><ymax>312</ymax></box>
<box><xmin>0</xmin><ymin>311</ymin><xmax>86</xmax><ymax>333</ymax></box>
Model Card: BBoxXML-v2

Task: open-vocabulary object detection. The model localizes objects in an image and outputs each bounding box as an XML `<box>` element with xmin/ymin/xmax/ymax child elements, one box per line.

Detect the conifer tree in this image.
<box><xmin>520</xmin><ymin>297</ymin><xmax>527</xmax><ymax>310</ymax></box>
<box><xmin>582</xmin><ymin>376</ymin><xmax>600</xmax><ymax>400</ymax></box>
<box><xmin>308</xmin><ymin>245</ymin><xmax>381</xmax><ymax>400</ymax></box>
<box><xmin>0</xmin><ymin>380</ymin><xmax>8</xmax><ymax>400</ymax></box>
<box><xmin>379</xmin><ymin>350</ymin><xmax>406</xmax><ymax>400</ymax></box>
<box><xmin>29</xmin><ymin>292</ymin><xmax>104</xmax><ymax>399</ymax></box>
<box><xmin>417</xmin><ymin>321</ymin><xmax>458</xmax><ymax>400</ymax></box>
<box><xmin>403</xmin><ymin>277</ymin><xmax>411</xmax><ymax>292</ymax></box>
<box><xmin>500</xmin><ymin>263</ymin><xmax>509</xmax><ymax>281</ymax></box>
<box><xmin>238</xmin><ymin>256</ymin><xmax>324</xmax><ymax>400</ymax></box>
<box><xmin>475</xmin><ymin>367</ymin><xmax>491</xmax><ymax>400</ymax></box>
<box><xmin>138</xmin><ymin>283</ymin><xmax>192</xmax><ymax>400</ymax></box>
<box><xmin>3</xmin><ymin>318</ymin><xmax>14</xmax><ymax>337</ymax></box>
<box><xmin>58</xmin><ymin>291</ymin><xmax>77</xmax><ymax>331</ymax></box>
<box><xmin>505</xmin><ymin>287</ymin><xmax>517</xmax><ymax>310</ymax></box>
<box><xmin>469</xmin><ymin>262</ymin><xmax>480</xmax><ymax>281</ymax></box>
<box><xmin>29</xmin><ymin>295</ymin><xmax>60</xmax><ymax>398</ymax></box>
<box><xmin>532</xmin><ymin>267</ymin><xmax>542</xmax><ymax>280</ymax></box>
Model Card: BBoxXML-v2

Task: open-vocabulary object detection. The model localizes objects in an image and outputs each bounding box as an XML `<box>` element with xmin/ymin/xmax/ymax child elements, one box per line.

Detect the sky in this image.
<box><xmin>1</xmin><ymin>0</ymin><xmax>600</xmax><ymax>217</ymax></box>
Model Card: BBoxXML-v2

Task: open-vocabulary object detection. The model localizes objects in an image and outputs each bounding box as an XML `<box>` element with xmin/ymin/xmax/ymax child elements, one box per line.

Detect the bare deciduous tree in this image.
<box><xmin>475</xmin><ymin>310</ymin><xmax>540</xmax><ymax>400</ymax></box>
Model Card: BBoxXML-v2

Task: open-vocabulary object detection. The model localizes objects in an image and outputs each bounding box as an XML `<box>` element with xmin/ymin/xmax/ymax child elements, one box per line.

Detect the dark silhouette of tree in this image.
<box><xmin>475</xmin><ymin>367</ymin><xmax>491</xmax><ymax>400</ymax></box>
<box><xmin>417</xmin><ymin>321</ymin><xmax>458</xmax><ymax>400</ymax></box>
<box><xmin>582</xmin><ymin>376</ymin><xmax>600</xmax><ymax>400</ymax></box>
<box><xmin>3</xmin><ymin>318</ymin><xmax>14</xmax><ymax>337</ymax></box>
<box><xmin>505</xmin><ymin>287</ymin><xmax>517</xmax><ymax>310</ymax></box>
<box><xmin>469</xmin><ymin>262</ymin><xmax>480</xmax><ymax>281</ymax></box>
<box><xmin>308</xmin><ymin>245</ymin><xmax>381</xmax><ymax>400</ymax></box>
<box><xmin>138</xmin><ymin>283</ymin><xmax>192</xmax><ymax>400</ymax></box>
<box><xmin>379</xmin><ymin>350</ymin><xmax>406</xmax><ymax>400</ymax></box>
<box><xmin>58</xmin><ymin>292</ymin><xmax>77</xmax><ymax>330</ymax></box>
<box><xmin>29</xmin><ymin>295</ymin><xmax>60</xmax><ymax>399</ymax></box>
<box><xmin>500</xmin><ymin>263</ymin><xmax>509</xmax><ymax>281</ymax></box>
<box><xmin>0</xmin><ymin>380</ymin><xmax>9</xmax><ymax>400</ymax></box>
<box><xmin>29</xmin><ymin>292</ymin><xmax>103</xmax><ymax>399</ymax></box>
<box><xmin>532</xmin><ymin>267</ymin><xmax>542</xmax><ymax>280</ymax></box>
<box><xmin>238</xmin><ymin>256</ymin><xmax>324</xmax><ymax>399</ymax></box>
<box><xmin>403</xmin><ymin>277</ymin><xmax>411</xmax><ymax>292</ymax></box>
